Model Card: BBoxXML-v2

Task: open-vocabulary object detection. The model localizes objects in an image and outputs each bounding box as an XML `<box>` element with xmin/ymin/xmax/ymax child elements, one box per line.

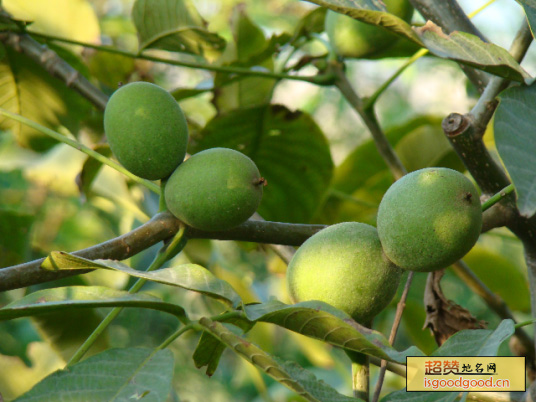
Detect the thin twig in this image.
<box><xmin>333</xmin><ymin>63</ymin><xmax>406</xmax><ymax>180</ymax></box>
<box><xmin>452</xmin><ymin>260</ymin><xmax>535</xmax><ymax>361</ymax></box>
<box><xmin>67</xmin><ymin>226</ymin><xmax>187</xmax><ymax>366</ymax></box>
<box><xmin>0</xmin><ymin>212</ymin><xmax>325</xmax><ymax>291</ymax></box>
<box><xmin>27</xmin><ymin>32</ymin><xmax>336</xmax><ymax>86</ymax></box>
<box><xmin>371</xmin><ymin>272</ymin><xmax>414</xmax><ymax>402</ymax></box>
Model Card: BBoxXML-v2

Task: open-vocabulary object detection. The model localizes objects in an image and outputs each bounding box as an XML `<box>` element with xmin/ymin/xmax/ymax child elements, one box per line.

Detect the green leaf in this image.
<box><xmin>317</xmin><ymin>117</ymin><xmax>451</xmax><ymax>224</ymax></box>
<box><xmin>87</xmin><ymin>52</ymin><xmax>135</xmax><ymax>89</ymax></box>
<box><xmin>463</xmin><ymin>246</ymin><xmax>530</xmax><ymax>312</ymax></box>
<box><xmin>14</xmin><ymin>347</ymin><xmax>174</xmax><ymax>402</ymax></box>
<box><xmin>171</xmin><ymin>87</ymin><xmax>211</xmax><ymax>101</ymax></box>
<box><xmin>193</xmin><ymin>331</ymin><xmax>226</xmax><ymax>376</ymax></box>
<box><xmin>0</xmin><ymin>286</ymin><xmax>187</xmax><ymax>321</ymax></box>
<box><xmin>304</xmin><ymin>0</ymin><xmax>422</xmax><ymax>45</ymax></box>
<box><xmin>291</xmin><ymin>7</ymin><xmax>327</xmax><ymax>44</ymax></box>
<box><xmin>494</xmin><ymin>83</ymin><xmax>536</xmax><ymax>217</ymax></box>
<box><xmin>382</xmin><ymin>321</ymin><xmax>515</xmax><ymax>402</ymax></box>
<box><xmin>415</xmin><ymin>22</ymin><xmax>530</xmax><ymax>83</ymax></box>
<box><xmin>42</xmin><ymin>251</ymin><xmax>242</xmax><ymax>308</ymax></box>
<box><xmin>517</xmin><ymin>1</ymin><xmax>536</xmax><ymax>38</ymax></box>
<box><xmin>132</xmin><ymin>0</ymin><xmax>226</xmax><ymax>57</ymax></box>
<box><xmin>199</xmin><ymin>317</ymin><xmax>362</xmax><ymax>402</ymax></box>
<box><xmin>0</xmin><ymin>45</ymin><xmax>92</xmax><ymax>151</ymax></box>
<box><xmin>0</xmin><ymin>208</ymin><xmax>33</xmax><ymax>267</ymax></box>
<box><xmin>76</xmin><ymin>143</ymin><xmax>112</xmax><ymax>199</ymax></box>
<box><xmin>432</xmin><ymin>319</ymin><xmax>515</xmax><ymax>357</ymax></box>
<box><xmin>212</xmin><ymin>7</ymin><xmax>276</xmax><ymax>112</ymax></box>
<box><xmin>381</xmin><ymin>390</ymin><xmax>460</xmax><ymax>402</ymax></box>
<box><xmin>245</xmin><ymin>300</ymin><xmax>424</xmax><ymax>364</ymax></box>
<box><xmin>395</xmin><ymin>123</ymin><xmax>461</xmax><ymax>173</ymax></box>
<box><xmin>191</xmin><ymin>105</ymin><xmax>334</xmax><ymax>223</ymax></box>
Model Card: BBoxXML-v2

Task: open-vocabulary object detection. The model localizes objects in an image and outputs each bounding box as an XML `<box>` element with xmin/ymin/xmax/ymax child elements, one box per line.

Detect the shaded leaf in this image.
<box><xmin>0</xmin><ymin>319</ymin><xmax>40</xmax><ymax>366</ymax></box>
<box><xmin>132</xmin><ymin>0</ymin><xmax>225</xmax><ymax>57</ymax></box>
<box><xmin>212</xmin><ymin>6</ymin><xmax>277</xmax><ymax>112</ymax></box>
<box><xmin>494</xmin><ymin>83</ymin><xmax>536</xmax><ymax>217</ymax></box>
<box><xmin>193</xmin><ymin>332</ymin><xmax>226</xmax><ymax>377</ymax></box>
<box><xmin>14</xmin><ymin>348</ymin><xmax>174</xmax><ymax>402</ymax></box>
<box><xmin>381</xmin><ymin>390</ymin><xmax>460</xmax><ymax>402</ymax></box>
<box><xmin>191</xmin><ymin>105</ymin><xmax>333</xmax><ymax>223</ymax></box>
<box><xmin>200</xmin><ymin>317</ymin><xmax>361</xmax><ymax>402</ymax></box>
<box><xmin>42</xmin><ymin>251</ymin><xmax>242</xmax><ymax>308</ymax></box>
<box><xmin>245</xmin><ymin>300</ymin><xmax>423</xmax><ymax>364</ymax></box>
<box><xmin>317</xmin><ymin>117</ymin><xmax>455</xmax><ymax>224</ymax></box>
<box><xmin>171</xmin><ymin>87</ymin><xmax>211</xmax><ymax>101</ymax></box>
<box><xmin>304</xmin><ymin>0</ymin><xmax>422</xmax><ymax>45</ymax></box>
<box><xmin>0</xmin><ymin>208</ymin><xmax>33</xmax><ymax>267</ymax></box>
<box><xmin>395</xmin><ymin>123</ymin><xmax>461</xmax><ymax>173</ymax></box>
<box><xmin>87</xmin><ymin>52</ymin><xmax>135</xmax><ymax>89</ymax></box>
<box><xmin>415</xmin><ymin>21</ymin><xmax>530</xmax><ymax>83</ymax></box>
<box><xmin>517</xmin><ymin>0</ymin><xmax>536</xmax><ymax>38</ymax></box>
<box><xmin>432</xmin><ymin>319</ymin><xmax>515</xmax><ymax>357</ymax></box>
<box><xmin>291</xmin><ymin>7</ymin><xmax>327</xmax><ymax>44</ymax></box>
<box><xmin>463</xmin><ymin>245</ymin><xmax>530</xmax><ymax>312</ymax></box>
<box><xmin>0</xmin><ymin>286</ymin><xmax>187</xmax><ymax>321</ymax></box>
<box><xmin>76</xmin><ymin>143</ymin><xmax>112</xmax><ymax>200</ymax></box>
<box><xmin>0</xmin><ymin>45</ymin><xmax>92</xmax><ymax>151</ymax></box>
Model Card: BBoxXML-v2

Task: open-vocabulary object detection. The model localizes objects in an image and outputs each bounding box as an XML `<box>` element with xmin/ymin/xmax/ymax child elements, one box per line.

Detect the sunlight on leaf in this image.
<box><xmin>42</xmin><ymin>251</ymin><xmax>242</xmax><ymax>307</ymax></box>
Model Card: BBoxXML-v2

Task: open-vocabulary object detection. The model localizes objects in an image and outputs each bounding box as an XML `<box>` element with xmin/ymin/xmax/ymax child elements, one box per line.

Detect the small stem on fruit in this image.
<box><xmin>27</xmin><ymin>32</ymin><xmax>336</xmax><ymax>86</ymax></box>
<box><xmin>66</xmin><ymin>226</ymin><xmax>187</xmax><ymax>366</ymax></box>
<box><xmin>347</xmin><ymin>350</ymin><xmax>370</xmax><ymax>400</ymax></box>
<box><xmin>371</xmin><ymin>271</ymin><xmax>414</xmax><ymax>402</ymax></box>
<box><xmin>481</xmin><ymin>184</ymin><xmax>515</xmax><ymax>212</ymax></box>
<box><xmin>0</xmin><ymin>108</ymin><xmax>161</xmax><ymax>194</ymax></box>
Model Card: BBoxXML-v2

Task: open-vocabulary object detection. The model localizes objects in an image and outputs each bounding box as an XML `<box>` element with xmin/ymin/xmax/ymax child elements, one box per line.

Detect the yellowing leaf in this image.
<box><xmin>4</xmin><ymin>0</ymin><xmax>100</xmax><ymax>46</ymax></box>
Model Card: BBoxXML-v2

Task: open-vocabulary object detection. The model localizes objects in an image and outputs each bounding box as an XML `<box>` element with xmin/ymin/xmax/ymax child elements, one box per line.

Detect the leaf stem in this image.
<box><xmin>28</xmin><ymin>32</ymin><xmax>336</xmax><ymax>86</ymax></box>
<box><xmin>0</xmin><ymin>108</ymin><xmax>160</xmax><ymax>194</ymax></box>
<box><xmin>156</xmin><ymin>323</ymin><xmax>198</xmax><ymax>350</ymax></box>
<box><xmin>66</xmin><ymin>226</ymin><xmax>187</xmax><ymax>366</ymax></box>
<box><xmin>481</xmin><ymin>184</ymin><xmax>515</xmax><ymax>212</ymax></box>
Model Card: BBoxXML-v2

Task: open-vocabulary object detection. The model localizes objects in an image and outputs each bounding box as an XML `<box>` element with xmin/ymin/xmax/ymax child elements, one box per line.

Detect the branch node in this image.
<box><xmin>442</xmin><ymin>113</ymin><xmax>470</xmax><ymax>137</ymax></box>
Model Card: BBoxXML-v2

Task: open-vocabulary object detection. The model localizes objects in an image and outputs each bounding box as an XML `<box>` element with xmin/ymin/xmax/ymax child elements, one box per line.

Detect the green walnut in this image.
<box><xmin>325</xmin><ymin>0</ymin><xmax>414</xmax><ymax>59</ymax></box>
<box><xmin>164</xmin><ymin>148</ymin><xmax>264</xmax><ymax>231</ymax></box>
<box><xmin>286</xmin><ymin>222</ymin><xmax>402</xmax><ymax>325</ymax></box>
<box><xmin>104</xmin><ymin>81</ymin><xmax>188</xmax><ymax>180</ymax></box>
<box><xmin>377</xmin><ymin>167</ymin><xmax>483</xmax><ymax>272</ymax></box>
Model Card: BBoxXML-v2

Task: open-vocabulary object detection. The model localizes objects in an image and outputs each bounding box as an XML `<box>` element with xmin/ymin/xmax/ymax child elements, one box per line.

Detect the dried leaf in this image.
<box><xmin>423</xmin><ymin>270</ymin><xmax>486</xmax><ymax>345</ymax></box>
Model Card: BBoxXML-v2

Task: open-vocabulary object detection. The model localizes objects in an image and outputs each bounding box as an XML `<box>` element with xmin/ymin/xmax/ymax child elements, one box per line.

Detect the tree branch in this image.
<box><xmin>0</xmin><ymin>32</ymin><xmax>109</xmax><ymax>111</ymax></box>
<box><xmin>441</xmin><ymin>18</ymin><xmax>532</xmax><ymax>197</ymax></box>
<box><xmin>0</xmin><ymin>212</ymin><xmax>325</xmax><ymax>291</ymax></box>
<box><xmin>453</xmin><ymin>260</ymin><xmax>535</xmax><ymax>362</ymax></box>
